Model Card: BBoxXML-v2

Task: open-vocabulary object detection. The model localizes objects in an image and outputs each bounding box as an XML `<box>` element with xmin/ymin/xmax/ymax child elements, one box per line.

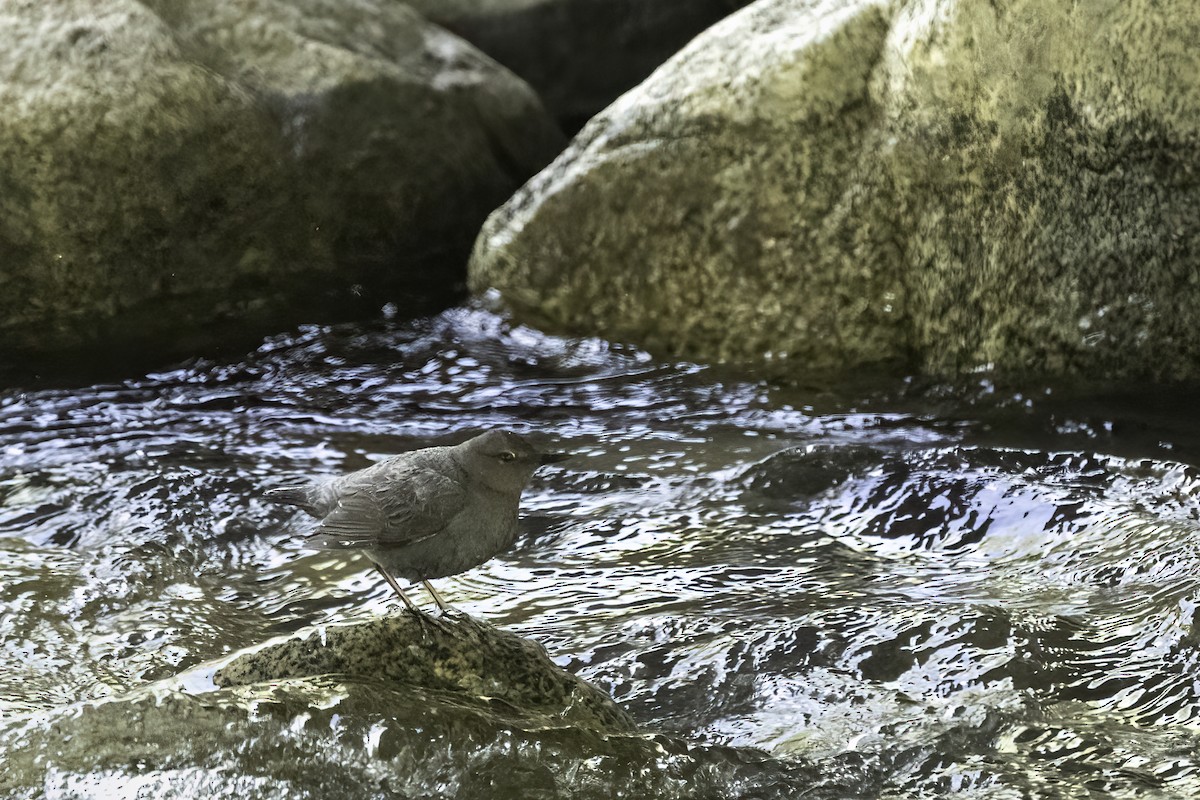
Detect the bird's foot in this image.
<box><xmin>406</xmin><ymin>606</ymin><xmax>455</xmax><ymax>638</ymax></box>
<box><xmin>442</xmin><ymin>607</ymin><xmax>489</xmax><ymax>633</ymax></box>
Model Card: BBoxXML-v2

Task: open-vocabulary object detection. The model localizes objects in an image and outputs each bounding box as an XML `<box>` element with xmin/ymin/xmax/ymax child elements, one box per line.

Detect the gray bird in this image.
<box><xmin>265</xmin><ymin>429</ymin><xmax>569</xmax><ymax>614</ymax></box>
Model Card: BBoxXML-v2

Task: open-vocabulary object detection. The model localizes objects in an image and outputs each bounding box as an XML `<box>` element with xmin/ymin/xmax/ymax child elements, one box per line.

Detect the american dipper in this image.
<box><xmin>265</xmin><ymin>430</ymin><xmax>568</xmax><ymax>614</ymax></box>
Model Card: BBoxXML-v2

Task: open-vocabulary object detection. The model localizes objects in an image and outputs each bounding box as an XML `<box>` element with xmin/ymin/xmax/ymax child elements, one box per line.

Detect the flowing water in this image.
<box><xmin>2</xmin><ymin>304</ymin><xmax>1200</xmax><ymax>798</ymax></box>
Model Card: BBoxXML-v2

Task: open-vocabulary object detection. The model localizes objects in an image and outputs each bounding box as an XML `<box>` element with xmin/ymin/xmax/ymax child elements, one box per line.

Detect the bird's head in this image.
<box><xmin>458</xmin><ymin>429</ymin><xmax>570</xmax><ymax>494</ymax></box>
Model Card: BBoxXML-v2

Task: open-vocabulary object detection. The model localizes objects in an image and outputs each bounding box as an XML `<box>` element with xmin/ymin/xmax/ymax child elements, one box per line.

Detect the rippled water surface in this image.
<box><xmin>3</xmin><ymin>306</ymin><xmax>1200</xmax><ymax>798</ymax></box>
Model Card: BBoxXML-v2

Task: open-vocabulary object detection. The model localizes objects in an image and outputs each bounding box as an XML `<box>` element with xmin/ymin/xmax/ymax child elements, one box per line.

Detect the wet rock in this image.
<box><xmin>471</xmin><ymin>0</ymin><xmax>1200</xmax><ymax>382</ymax></box>
<box><xmin>0</xmin><ymin>0</ymin><xmax>562</xmax><ymax>361</ymax></box>
<box><xmin>405</xmin><ymin>0</ymin><xmax>752</xmax><ymax>129</ymax></box>
<box><xmin>214</xmin><ymin>613</ymin><xmax>636</xmax><ymax>733</ymax></box>
<box><xmin>0</xmin><ymin>615</ymin><xmax>823</xmax><ymax>799</ymax></box>
<box><xmin>740</xmin><ymin>445</ymin><xmax>886</xmax><ymax>504</ymax></box>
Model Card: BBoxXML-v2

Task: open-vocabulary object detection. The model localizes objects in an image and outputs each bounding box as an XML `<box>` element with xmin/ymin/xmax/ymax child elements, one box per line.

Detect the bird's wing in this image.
<box><xmin>305</xmin><ymin>466</ymin><xmax>466</xmax><ymax>551</ymax></box>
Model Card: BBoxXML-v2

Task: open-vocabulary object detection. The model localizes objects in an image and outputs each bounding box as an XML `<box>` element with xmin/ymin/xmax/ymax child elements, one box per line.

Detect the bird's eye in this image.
<box><xmin>497</xmin><ymin>451</ymin><xmax>516</xmax><ymax>462</ymax></box>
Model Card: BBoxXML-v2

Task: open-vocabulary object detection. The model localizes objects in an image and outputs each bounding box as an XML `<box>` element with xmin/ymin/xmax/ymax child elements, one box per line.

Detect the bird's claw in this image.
<box><xmin>405</xmin><ymin>607</ymin><xmax>455</xmax><ymax>638</ymax></box>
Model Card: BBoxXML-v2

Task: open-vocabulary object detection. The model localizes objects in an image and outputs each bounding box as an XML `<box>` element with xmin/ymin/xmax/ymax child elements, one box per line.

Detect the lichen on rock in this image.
<box><xmin>0</xmin><ymin>0</ymin><xmax>561</xmax><ymax>359</ymax></box>
<box><xmin>214</xmin><ymin>613</ymin><xmax>636</xmax><ymax>733</ymax></box>
<box><xmin>470</xmin><ymin>0</ymin><xmax>1200</xmax><ymax>382</ymax></box>
<box><xmin>2</xmin><ymin>615</ymin><xmax>822</xmax><ymax>799</ymax></box>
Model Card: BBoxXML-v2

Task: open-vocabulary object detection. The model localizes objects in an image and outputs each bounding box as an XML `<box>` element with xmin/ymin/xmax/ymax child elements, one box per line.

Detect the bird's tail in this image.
<box><xmin>263</xmin><ymin>485</ymin><xmax>316</xmax><ymax>513</ymax></box>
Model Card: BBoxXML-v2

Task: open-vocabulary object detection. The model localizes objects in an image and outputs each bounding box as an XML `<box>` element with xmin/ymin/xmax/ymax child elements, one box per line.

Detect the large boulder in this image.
<box><xmin>404</xmin><ymin>0</ymin><xmax>753</xmax><ymax>128</ymax></box>
<box><xmin>0</xmin><ymin>0</ymin><xmax>562</xmax><ymax>359</ymax></box>
<box><xmin>470</xmin><ymin>0</ymin><xmax>1200</xmax><ymax>382</ymax></box>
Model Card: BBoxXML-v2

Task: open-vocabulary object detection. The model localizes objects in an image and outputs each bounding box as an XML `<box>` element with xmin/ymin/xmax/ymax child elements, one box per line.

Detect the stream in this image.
<box><xmin>3</xmin><ymin>304</ymin><xmax>1200</xmax><ymax>798</ymax></box>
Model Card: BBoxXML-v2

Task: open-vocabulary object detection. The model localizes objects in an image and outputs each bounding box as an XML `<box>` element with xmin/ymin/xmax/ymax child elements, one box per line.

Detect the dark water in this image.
<box><xmin>2</xmin><ymin>304</ymin><xmax>1200</xmax><ymax>798</ymax></box>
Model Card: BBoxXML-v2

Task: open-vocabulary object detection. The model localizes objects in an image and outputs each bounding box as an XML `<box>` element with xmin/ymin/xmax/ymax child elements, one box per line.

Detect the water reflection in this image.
<box><xmin>2</xmin><ymin>306</ymin><xmax>1200</xmax><ymax>797</ymax></box>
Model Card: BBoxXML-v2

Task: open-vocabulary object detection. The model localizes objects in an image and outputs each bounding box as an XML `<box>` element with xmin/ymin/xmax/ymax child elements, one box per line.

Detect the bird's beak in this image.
<box><xmin>538</xmin><ymin>451</ymin><xmax>572</xmax><ymax>466</ymax></box>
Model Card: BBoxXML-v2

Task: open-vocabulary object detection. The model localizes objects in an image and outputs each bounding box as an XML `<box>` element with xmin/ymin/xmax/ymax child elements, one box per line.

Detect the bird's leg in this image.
<box><xmin>421</xmin><ymin>579</ymin><xmax>456</xmax><ymax>615</ymax></box>
<box><xmin>374</xmin><ymin>563</ymin><xmax>421</xmax><ymax>612</ymax></box>
<box><xmin>374</xmin><ymin>563</ymin><xmax>453</xmax><ymax>636</ymax></box>
<box><xmin>421</xmin><ymin>579</ymin><xmax>484</xmax><ymax>630</ymax></box>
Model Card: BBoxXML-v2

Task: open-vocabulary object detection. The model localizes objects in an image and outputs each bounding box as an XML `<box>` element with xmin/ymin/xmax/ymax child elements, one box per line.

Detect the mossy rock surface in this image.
<box><xmin>0</xmin><ymin>0</ymin><xmax>561</xmax><ymax>360</ymax></box>
<box><xmin>470</xmin><ymin>0</ymin><xmax>1200</xmax><ymax>382</ymax></box>
<box><xmin>0</xmin><ymin>615</ymin><xmax>818</xmax><ymax>799</ymax></box>
<box><xmin>214</xmin><ymin>613</ymin><xmax>636</xmax><ymax>733</ymax></box>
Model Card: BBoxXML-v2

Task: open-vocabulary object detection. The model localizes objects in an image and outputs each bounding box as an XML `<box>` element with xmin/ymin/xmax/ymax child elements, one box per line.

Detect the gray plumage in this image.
<box><xmin>265</xmin><ymin>429</ymin><xmax>567</xmax><ymax>610</ymax></box>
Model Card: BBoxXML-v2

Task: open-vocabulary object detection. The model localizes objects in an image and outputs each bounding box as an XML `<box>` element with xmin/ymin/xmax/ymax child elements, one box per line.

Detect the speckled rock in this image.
<box><xmin>0</xmin><ymin>616</ymin><xmax>818</xmax><ymax>799</ymax></box>
<box><xmin>470</xmin><ymin>0</ymin><xmax>1200</xmax><ymax>382</ymax></box>
<box><xmin>404</xmin><ymin>0</ymin><xmax>752</xmax><ymax>127</ymax></box>
<box><xmin>214</xmin><ymin>613</ymin><xmax>635</xmax><ymax>732</ymax></box>
<box><xmin>0</xmin><ymin>0</ymin><xmax>561</xmax><ymax>359</ymax></box>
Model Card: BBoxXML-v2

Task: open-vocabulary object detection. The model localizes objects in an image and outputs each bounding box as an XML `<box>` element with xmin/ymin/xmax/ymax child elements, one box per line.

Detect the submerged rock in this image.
<box><xmin>0</xmin><ymin>0</ymin><xmax>561</xmax><ymax>361</ymax></box>
<box><xmin>471</xmin><ymin>0</ymin><xmax>1200</xmax><ymax>382</ymax></box>
<box><xmin>740</xmin><ymin>444</ymin><xmax>886</xmax><ymax>504</ymax></box>
<box><xmin>214</xmin><ymin>613</ymin><xmax>636</xmax><ymax>733</ymax></box>
<box><xmin>0</xmin><ymin>614</ymin><xmax>821</xmax><ymax>799</ymax></box>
